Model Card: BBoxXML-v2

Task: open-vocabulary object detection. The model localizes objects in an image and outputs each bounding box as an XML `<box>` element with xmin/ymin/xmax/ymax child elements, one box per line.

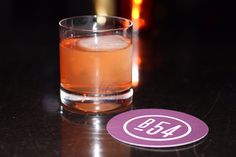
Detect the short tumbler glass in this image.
<box><xmin>59</xmin><ymin>15</ymin><xmax>133</xmax><ymax>115</ymax></box>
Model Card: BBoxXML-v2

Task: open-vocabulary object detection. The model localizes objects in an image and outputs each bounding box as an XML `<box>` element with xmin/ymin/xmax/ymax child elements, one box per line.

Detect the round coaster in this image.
<box><xmin>106</xmin><ymin>109</ymin><xmax>209</xmax><ymax>148</ymax></box>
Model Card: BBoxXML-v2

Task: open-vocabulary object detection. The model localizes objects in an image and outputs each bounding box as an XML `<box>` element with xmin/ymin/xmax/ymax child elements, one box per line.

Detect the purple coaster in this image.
<box><xmin>106</xmin><ymin>109</ymin><xmax>209</xmax><ymax>148</ymax></box>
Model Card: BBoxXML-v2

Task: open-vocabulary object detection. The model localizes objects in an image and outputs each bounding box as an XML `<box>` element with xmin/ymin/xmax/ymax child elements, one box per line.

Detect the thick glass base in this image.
<box><xmin>60</xmin><ymin>87</ymin><xmax>133</xmax><ymax>115</ymax></box>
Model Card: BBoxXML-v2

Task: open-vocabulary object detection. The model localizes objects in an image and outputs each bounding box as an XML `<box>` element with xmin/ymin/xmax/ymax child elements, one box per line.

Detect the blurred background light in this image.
<box><xmin>94</xmin><ymin>0</ymin><xmax>116</xmax><ymax>16</ymax></box>
<box><xmin>131</xmin><ymin>0</ymin><xmax>143</xmax><ymax>87</ymax></box>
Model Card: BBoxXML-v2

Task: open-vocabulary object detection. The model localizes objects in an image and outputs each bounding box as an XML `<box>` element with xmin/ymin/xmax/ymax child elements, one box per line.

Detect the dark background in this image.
<box><xmin>0</xmin><ymin>0</ymin><xmax>235</xmax><ymax>73</ymax></box>
<box><xmin>0</xmin><ymin>0</ymin><xmax>235</xmax><ymax>156</ymax></box>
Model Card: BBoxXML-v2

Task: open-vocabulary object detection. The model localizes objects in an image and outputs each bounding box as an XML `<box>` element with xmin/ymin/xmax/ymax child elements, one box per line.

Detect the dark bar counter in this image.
<box><xmin>0</xmin><ymin>0</ymin><xmax>235</xmax><ymax>156</ymax></box>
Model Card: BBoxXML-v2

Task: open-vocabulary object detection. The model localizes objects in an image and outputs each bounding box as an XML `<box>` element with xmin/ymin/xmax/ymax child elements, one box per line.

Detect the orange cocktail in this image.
<box><xmin>60</xmin><ymin>35</ymin><xmax>132</xmax><ymax>95</ymax></box>
<box><xmin>59</xmin><ymin>16</ymin><xmax>133</xmax><ymax>114</ymax></box>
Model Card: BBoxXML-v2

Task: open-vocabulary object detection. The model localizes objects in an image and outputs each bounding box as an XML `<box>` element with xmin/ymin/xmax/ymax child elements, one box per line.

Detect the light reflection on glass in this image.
<box><xmin>97</xmin><ymin>16</ymin><xmax>107</xmax><ymax>25</ymax></box>
<box><xmin>132</xmin><ymin>36</ymin><xmax>140</xmax><ymax>87</ymax></box>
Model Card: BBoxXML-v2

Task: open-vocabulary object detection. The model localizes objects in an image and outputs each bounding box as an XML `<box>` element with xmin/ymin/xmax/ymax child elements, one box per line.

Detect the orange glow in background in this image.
<box><xmin>134</xmin><ymin>0</ymin><xmax>142</xmax><ymax>4</ymax></box>
<box><xmin>131</xmin><ymin>0</ymin><xmax>143</xmax><ymax>87</ymax></box>
<box><xmin>132</xmin><ymin>7</ymin><xmax>140</xmax><ymax>19</ymax></box>
<box><xmin>131</xmin><ymin>0</ymin><xmax>145</xmax><ymax>30</ymax></box>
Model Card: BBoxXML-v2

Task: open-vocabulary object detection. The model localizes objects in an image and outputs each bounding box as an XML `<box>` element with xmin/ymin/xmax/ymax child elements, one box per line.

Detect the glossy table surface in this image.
<box><xmin>0</xmin><ymin>8</ymin><xmax>235</xmax><ymax>157</ymax></box>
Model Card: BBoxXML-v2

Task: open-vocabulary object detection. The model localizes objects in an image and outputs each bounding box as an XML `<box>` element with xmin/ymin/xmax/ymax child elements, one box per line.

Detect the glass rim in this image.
<box><xmin>59</xmin><ymin>15</ymin><xmax>133</xmax><ymax>32</ymax></box>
